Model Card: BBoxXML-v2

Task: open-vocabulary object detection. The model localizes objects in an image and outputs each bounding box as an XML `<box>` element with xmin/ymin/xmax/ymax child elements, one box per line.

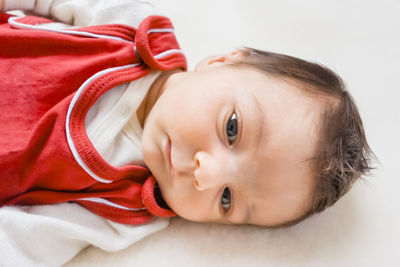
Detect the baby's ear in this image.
<box><xmin>194</xmin><ymin>50</ymin><xmax>244</xmax><ymax>71</ymax></box>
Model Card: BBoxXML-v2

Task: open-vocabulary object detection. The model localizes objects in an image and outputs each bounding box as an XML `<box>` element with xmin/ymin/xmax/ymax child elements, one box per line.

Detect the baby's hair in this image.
<box><xmin>231</xmin><ymin>47</ymin><xmax>374</xmax><ymax>228</ymax></box>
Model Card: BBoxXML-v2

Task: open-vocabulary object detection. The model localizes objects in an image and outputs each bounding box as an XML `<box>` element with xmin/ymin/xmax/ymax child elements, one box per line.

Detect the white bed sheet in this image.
<box><xmin>61</xmin><ymin>0</ymin><xmax>399</xmax><ymax>265</ymax></box>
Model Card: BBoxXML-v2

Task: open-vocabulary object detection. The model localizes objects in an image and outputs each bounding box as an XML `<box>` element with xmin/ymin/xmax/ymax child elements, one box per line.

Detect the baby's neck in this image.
<box><xmin>137</xmin><ymin>68</ymin><xmax>183</xmax><ymax>128</ymax></box>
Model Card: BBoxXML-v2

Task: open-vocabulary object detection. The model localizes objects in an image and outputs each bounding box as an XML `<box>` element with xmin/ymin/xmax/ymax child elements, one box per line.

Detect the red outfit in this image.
<box><xmin>0</xmin><ymin>13</ymin><xmax>187</xmax><ymax>225</ymax></box>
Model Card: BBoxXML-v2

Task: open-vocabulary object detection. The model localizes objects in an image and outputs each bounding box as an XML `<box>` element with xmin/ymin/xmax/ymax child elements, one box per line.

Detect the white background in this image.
<box><xmin>68</xmin><ymin>0</ymin><xmax>400</xmax><ymax>266</ymax></box>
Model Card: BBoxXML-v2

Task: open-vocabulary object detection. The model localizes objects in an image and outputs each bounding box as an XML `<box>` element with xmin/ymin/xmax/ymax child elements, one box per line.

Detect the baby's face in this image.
<box><xmin>141</xmin><ymin>53</ymin><xmax>322</xmax><ymax>227</ymax></box>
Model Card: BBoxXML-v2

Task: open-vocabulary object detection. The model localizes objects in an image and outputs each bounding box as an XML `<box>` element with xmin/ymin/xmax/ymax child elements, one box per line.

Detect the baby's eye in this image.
<box><xmin>226</xmin><ymin>112</ymin><xmax>238</xmax><ymax>145</ymax></box>
<box><xmin>221</xmin><ymin>187</ymin><xmax>231</xmax><ymax>212</ymax></box>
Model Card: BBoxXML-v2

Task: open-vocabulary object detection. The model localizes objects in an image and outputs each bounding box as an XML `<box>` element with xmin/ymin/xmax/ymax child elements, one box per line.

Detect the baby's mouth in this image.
<box><xmin>165</xmin><ymin>138</ymin><xmax>173</xmax><ymax>172</ymax></box>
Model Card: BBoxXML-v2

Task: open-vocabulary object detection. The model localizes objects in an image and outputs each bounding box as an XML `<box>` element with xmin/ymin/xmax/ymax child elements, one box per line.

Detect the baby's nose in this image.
<box><xmin>193</xmin><ymin>151</ymin><xmax>226</xmax><ymax>191</ymax></box>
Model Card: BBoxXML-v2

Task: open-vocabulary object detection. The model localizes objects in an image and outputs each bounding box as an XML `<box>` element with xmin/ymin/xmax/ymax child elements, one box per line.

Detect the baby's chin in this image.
<box><xmin>141</xmin><ymin>134</ymin><xmax>160</xmax><ymax>174</ymax></box>
<box><xmin>142</xmin><ymin>148</ymin><xmax>171</xmax><ymax>196</ymax></box>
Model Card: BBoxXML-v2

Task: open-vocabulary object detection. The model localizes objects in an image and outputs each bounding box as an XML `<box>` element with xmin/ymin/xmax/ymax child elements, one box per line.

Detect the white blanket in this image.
<box><xmin>0</xmin><ymin>204</ymin><xmax>169</xmax><ymax>266</ymax></box>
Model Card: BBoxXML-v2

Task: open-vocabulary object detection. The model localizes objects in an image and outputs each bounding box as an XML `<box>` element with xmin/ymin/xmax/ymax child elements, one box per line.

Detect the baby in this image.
<box><xmin>0</xmin><ymin>0</ymin><xmax>373</xmax><ymax>230</ymax></box>
<box><xmin>140</xmin><ymin>48</ymin><xmax>373</xmax><ymax>228</ymax></box>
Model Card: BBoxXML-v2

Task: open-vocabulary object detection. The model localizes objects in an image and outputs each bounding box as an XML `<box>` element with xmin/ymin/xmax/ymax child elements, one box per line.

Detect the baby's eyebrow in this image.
<box><xmin>243</xmin><ymin>199</ymin><xmax>252</xmax><ymax>224</ymax></box>
<box><xmin>244</xmin><ymin>87</ymin><xmax>265</xmax><ymax>149</ymax></box>
<box><xmin>228</xmin><ymin>195</ymin><xmax>251</xmax><ymax>225</ymax></box>
<box><xmin>252</xmin><ymin>93</ymin><xmax>265</xmax><ymax>149</ymax></box>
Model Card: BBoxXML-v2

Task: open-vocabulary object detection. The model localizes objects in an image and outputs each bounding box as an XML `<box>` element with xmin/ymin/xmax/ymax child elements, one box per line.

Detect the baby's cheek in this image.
<box><xmin>167</xmin><ymin>190</ymin><xmax>214</xmax><ymax>223</ymax></box>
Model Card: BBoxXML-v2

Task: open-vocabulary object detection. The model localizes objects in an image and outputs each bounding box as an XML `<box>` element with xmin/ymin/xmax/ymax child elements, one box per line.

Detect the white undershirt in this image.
<box><xmin>85</xmin><ymin>71</ymin><xmax>160</xmax><ymax>167</ymax></box>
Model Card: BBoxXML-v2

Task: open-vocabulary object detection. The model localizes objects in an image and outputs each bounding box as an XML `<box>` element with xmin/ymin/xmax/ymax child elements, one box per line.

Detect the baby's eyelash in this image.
<box><xmin>226</xmin><ymin>111</ymin><xmax>239</xmax><ymax>145</ymax></box>
<box><xmin>221</xmin><ymin>186</ymin><xmax>233</xmax><ymax>215</ymax></box>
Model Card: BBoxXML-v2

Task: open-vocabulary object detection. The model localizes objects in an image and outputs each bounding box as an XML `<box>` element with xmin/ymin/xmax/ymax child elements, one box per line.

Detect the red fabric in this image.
<box><xmin>0</xmin><ymin>14</ymin><xmax>187</xmax><ymax>225</ymax></box>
